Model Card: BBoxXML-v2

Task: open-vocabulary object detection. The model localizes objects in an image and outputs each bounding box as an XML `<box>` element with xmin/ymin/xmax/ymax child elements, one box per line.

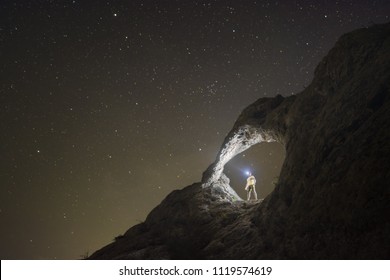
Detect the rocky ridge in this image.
<box><xmin>89</xmin><ymin>23</ymin><xmax>390</xmax><ymax>259</ymax></box>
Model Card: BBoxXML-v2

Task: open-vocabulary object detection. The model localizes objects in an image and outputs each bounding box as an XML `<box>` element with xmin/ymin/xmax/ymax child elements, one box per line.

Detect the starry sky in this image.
<box><xmin>1</xmin><ymin>0</ymin><xmax>389</xmax><ymax>259</ymax></box>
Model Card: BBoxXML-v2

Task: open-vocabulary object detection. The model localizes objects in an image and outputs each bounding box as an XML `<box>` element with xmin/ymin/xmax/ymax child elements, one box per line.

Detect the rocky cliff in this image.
<box><xmin>89</xmin><ymin>23</ymin><xmax>390</xmax><ymax>259</ymax></box>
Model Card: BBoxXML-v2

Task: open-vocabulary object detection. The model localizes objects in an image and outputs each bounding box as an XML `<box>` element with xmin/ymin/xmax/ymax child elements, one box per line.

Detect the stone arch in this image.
<box><xmin>202</xmin><ymin>94</ymin><xmax>296</xmax><ymax>188</ymax></box>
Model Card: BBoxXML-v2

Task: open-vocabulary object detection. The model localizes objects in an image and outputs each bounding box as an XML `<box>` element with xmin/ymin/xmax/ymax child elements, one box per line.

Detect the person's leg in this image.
<box><xmin>247</xmin><ymin>188</ymin><xmax>251</xmax><ymax>201</ymax></box>
<box><xmin>253</xmin><ymin>186</ymin><xmax>258</xmax><ymax>200</ymax></box>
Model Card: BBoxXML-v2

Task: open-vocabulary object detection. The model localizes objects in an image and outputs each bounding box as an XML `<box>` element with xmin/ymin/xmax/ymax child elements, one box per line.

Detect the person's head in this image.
<box><xmin>247</xmin><ymin>171</ymin><xmax>252</xmax><ymax>176</ymax></box>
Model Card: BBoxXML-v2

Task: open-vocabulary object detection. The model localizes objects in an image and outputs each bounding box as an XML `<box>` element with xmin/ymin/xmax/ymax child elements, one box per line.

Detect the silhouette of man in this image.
<box><xmin>245</xmin><ymin>172</ymin><xmax>258</xmax><ymax>201</ymax></box>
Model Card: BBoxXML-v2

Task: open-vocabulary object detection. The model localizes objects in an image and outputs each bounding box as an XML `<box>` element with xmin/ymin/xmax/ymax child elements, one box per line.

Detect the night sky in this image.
<box><xmin>1</xmin><ymin>0</ymin><xmax>389</xmax><ymax>259</ymax></box>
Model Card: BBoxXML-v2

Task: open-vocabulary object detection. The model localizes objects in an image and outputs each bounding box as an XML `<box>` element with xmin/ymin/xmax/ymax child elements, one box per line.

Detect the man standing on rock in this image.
<box><xmin>245</xmin><ymin>172</ymin><xmax>258</xmax><ymax>201</ymax></box>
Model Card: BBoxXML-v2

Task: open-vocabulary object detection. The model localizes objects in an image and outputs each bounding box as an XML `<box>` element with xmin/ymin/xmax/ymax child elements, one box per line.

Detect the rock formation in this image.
<box><xmin>89</xmin><ymin>23</ymin><xmax>390</xmax><ymax>259</ymax></box>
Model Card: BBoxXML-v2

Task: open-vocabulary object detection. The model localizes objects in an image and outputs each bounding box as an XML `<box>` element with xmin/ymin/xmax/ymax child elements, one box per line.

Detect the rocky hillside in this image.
<box><xmin>89</xmin><ymin>23</ymin><xmax>390</xmax><ymax>259</ymax></box>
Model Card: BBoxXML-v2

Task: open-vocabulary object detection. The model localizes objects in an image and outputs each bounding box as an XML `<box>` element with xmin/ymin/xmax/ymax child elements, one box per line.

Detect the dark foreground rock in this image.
<box><xmin>89</xmin><ymin>23</ymin><xmax>390</xmax><ymax>259</ymax></box>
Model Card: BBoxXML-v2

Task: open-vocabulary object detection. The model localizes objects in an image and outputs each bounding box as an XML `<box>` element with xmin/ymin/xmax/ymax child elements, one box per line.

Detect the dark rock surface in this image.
<box><xmin>89</xmin><ymin>23</ymin><xmax>390</xmax><ymax>259</ymax></box>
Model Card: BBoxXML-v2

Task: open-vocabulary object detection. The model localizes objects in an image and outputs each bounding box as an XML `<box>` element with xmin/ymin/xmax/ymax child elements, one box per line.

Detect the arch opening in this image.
<box><xmin>202</xmin><ymin>124</ymin><xmax>286</xmax><ymax>189</ymax></box>
<box><xmin>223</xmin><ymin>142</ymin><xmax>285</xmax><ymax>201</ymax></box>
<box><xmin>201</xmin><ymin>95</ymin><xmax>292</xmax><ymax>190</ymax></box>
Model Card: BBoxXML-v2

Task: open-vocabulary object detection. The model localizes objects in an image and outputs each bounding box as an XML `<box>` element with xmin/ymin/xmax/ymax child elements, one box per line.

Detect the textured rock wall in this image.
<box><xmin>209</xmin><ymin>23</ymin><xmax>390</xmax><ymax>259</ymax></box>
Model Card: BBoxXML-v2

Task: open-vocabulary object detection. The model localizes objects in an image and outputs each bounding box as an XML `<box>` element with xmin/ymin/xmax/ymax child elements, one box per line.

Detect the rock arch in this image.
<box><xmin>202</xmin><ymin>94</ymin><xmax>296</xmax><ymax>188</ymax></box>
